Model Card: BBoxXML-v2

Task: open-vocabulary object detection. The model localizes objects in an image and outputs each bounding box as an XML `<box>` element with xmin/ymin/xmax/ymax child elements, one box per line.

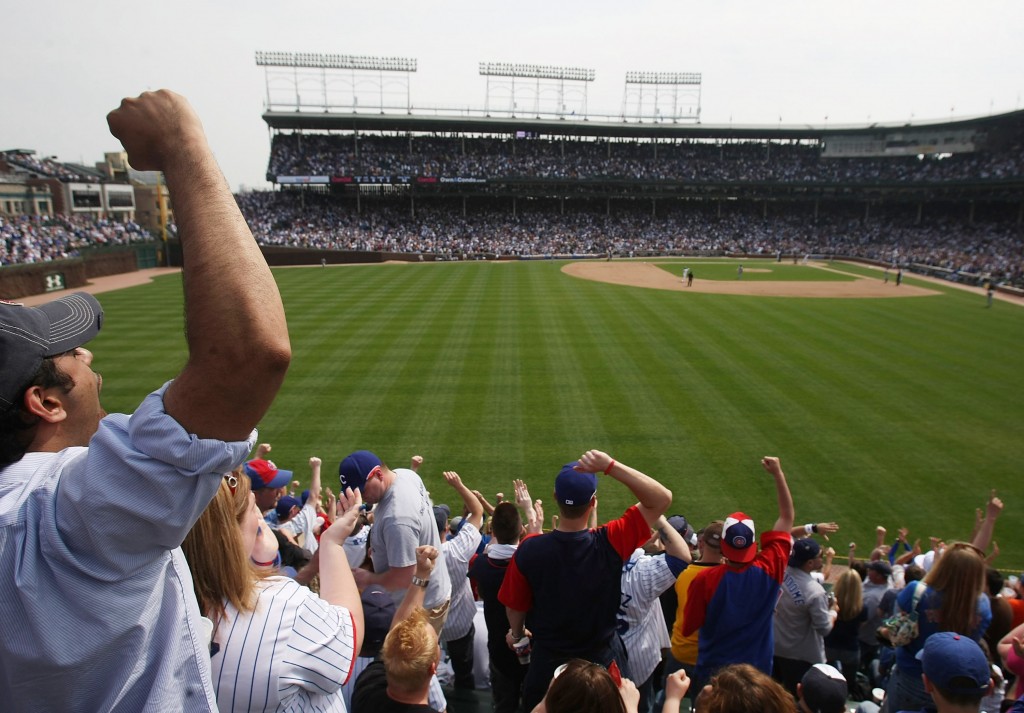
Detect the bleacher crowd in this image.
<box><xmin>268</xmin><ymin>134</ymin><xmax>1024</xmax><ymax>184</ymax></box>
<box><xmin>1</xmin><ymin>150</ymin><xmax>102</xmax><ymax>183</ymax></box>
<box><xmin>237</xmin><ymin>191</ymin><xmax>1024</xmax><ymax>287</ymax></box>
<box><xmin>0</xmin><ymin>213</ymin><xmax>152</xmax><ymax>265</ymax></box>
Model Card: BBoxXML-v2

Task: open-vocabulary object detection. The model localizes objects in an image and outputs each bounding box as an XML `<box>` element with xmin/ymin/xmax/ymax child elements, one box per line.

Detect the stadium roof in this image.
<box><xmin>262</xmin><ymin>108</ymin><xmax>1024</xmax><ymax>140</ymax></box>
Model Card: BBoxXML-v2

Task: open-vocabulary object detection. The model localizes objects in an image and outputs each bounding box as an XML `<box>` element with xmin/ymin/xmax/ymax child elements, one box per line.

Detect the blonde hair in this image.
<box><xmin>698</xmin><ymin>663</ymin><xmax>797</xmax><ymax>713</ymax></box>
<box><xmin>181</xmin><ymin>474</ymin><xmax>263</xmax><ymax>626</ymax></box>
<box><xmin>835</xmin><ymin>568</ymin><xmax>864</xmax><ymax>622</ymax></box>
<box><xmin>924</xmin><ymin>542</ymin><xmax>987</xmax><ymax>635</ymax></box>
<box><xmin>382</xmin><ymin>608</ymin><xmax>438</xmax><ymax>694</ymax></box>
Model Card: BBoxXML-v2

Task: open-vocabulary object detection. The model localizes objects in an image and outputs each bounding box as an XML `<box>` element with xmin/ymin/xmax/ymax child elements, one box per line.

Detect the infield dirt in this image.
<box><xmin>563</xmin><ymin>260</ymin><xmax>940</xmax><ymax>298</ymax></box>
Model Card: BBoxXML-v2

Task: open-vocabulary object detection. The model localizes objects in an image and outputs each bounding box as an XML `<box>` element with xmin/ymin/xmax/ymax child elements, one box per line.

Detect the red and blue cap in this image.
<box><xmin>722</xmin><ymin>511</ymin><xmax>757</xmax><ymax>563</ymax></box>
<box><xmin>244</xmin><ymin>458</ymin><xmax>292</xmax><ymax>490</ymax></box>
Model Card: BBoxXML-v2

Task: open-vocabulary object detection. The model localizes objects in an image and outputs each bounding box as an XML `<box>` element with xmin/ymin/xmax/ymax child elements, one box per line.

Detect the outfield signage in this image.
<box><xmin>280</xmin><ymin>175</ymin><xmax>488</xmax><ymax>185</ymax></box>
<box><xmin>277</xmin><ymin>175</ymin><xmax>330</xmax><ymax>184</ymax></box>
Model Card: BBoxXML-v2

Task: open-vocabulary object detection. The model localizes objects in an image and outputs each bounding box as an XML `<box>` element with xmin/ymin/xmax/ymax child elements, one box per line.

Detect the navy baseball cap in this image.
<box><xmin>275</xmin><ymin>495</ymin><xmax>301</xmax><ymax>520</ymax></box>
<box><xmin>244</xmin><ymin>459</ymin><xmax>292</xmax><ymax>490</ymax></box>
<box><xmin>0</xmin><ymin>293</ymin><xmax>103</xmax><ymax>408</ymax></box>
<box><xmin>359</xmin><ymin>587</ymin><xmax>396</xmax><ymax>658</ymax></box>
<box><xmin>918</xmin><ymin>632</ymin><xmax>990</xmax><ymax>695</ymax></box>
<box><xmin>339</xmin><ymin>450</ymin><xmax>383</xmax><ymax>492</ymax></box>
<box><xmin>801</xmin><ymin>663</ymin><xmax>848</xmax><ymax>713</ymax></box>
<box><xmin>790</xmin><ymin>537</ymin><xmax>822</xmax><ymax>567</ymax></box>
<box><xmin>667</xmin><ymin>515</ymin><xmax>698</xmax><ymax>547</ymax></box>
<box><xmin>433</xmin><ymin>504</ymin><xmax>451</xmax><ymax>534</ymax></box>
<box><xmin>555</xmin><ymin>462</ymin><xmax>597</xmax><ymax>507</ymax></box>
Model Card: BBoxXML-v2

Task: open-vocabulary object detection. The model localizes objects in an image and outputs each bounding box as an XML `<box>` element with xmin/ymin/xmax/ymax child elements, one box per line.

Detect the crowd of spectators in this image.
<box><xmin>268</xmin><ymin>133</ymin><xmax>1024</xmax><ymax>184</ymax></box>
<box><xmin>0</xmin><ymin>213</ymin><xmax>152</xmax><ymax>265</ymax></box>
<box><xmin>236</xmin><ymin>191</ymin><xmax>1024</xmax><ymax>287</ymax></box>
<box><xmin>1</xmin><ymin>150</ymin><xmax>102</xmax><ymax>183</ymax></box>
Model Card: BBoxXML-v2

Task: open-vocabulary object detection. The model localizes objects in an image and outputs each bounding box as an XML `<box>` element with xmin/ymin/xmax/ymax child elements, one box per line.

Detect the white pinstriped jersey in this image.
<box><xmin>617</xmin><ymin>549</ymin><xmax>679</xmax><ymax>683</ymax></box>
<box><xmin>212</xmin><ymin>575</ymin><xmax>356</xmax><ymax>712</ymax></box>
<box><xmin>440</xmin><ymin>521</ymin><xmax>482</xmax><ymax>642</ymax></box>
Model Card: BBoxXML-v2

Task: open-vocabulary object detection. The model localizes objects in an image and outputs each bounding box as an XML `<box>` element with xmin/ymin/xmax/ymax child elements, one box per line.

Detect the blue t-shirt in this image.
<box><xmin>893</xmin><ymin>580</ymin><xmax>992</xmax><ymax>677</ymax></box>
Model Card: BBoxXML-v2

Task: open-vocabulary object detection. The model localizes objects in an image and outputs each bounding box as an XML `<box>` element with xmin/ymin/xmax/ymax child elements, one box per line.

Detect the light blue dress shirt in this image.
<box><xmin>0</xmin><ymin>383</ymin><xmax>254</xmax><ymax>712</ymax></box>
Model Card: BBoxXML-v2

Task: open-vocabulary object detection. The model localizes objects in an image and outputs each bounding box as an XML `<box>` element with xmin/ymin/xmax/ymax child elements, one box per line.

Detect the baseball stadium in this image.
<box><xmin>2</xmin><ymin>49</ymin><xmax>1022</xmax><ymax>712</ymax></box>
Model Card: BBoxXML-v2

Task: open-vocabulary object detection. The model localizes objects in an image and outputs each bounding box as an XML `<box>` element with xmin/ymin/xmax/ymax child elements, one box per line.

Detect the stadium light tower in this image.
<box><xmin>479</xmin><ymin>61</ymin><xmax>596</xmax><ymax>119</ymax></box>
<box><xmin>621</xmin><ymin>70</ymin><xmax>702</xmax><ymax>123</ymax></box>
<box><xmin>256</xmin><ymin>51</ymin><xmax>418</xmax><ymax>113</ymax></box>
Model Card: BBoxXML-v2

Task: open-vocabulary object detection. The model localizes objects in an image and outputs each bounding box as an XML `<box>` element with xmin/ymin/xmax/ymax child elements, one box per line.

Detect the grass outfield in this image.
<box><xmin>90</xmin><ymin>258</ymin><xmax>1024</xmax><ymax>568</ymax></box>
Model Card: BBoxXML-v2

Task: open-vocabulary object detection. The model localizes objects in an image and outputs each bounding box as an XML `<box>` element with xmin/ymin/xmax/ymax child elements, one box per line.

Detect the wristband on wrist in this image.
<box><xmin>411</xmin><ymin>575</ymin><xmax>429</xmax><ymax>588</ymax></box>
<box><xmin>603</xmin><ymin>459</ymin><xmax>616</xmax><ymax>475</ymax></box>
<box><xmin>804</xmin><ymin>523</ymin><xmax>814</xmax><ymax>536</ymax></box>
<box><xmin>812</xmin><ymin>523</ymin><xmax>819</xmax><ymax>533</ymax></box>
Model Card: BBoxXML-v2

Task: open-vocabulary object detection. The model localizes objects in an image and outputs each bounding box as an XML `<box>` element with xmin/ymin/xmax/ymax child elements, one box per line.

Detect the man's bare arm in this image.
<box><xmin>762</xmin><ymin>457</ymin><xmax>795</xmax><ymax>533</ymax></box>
<box><xmin>576</xmin><ymin>450</ymin><xmax>671</xmax><ymax>528</ymax></box>
<box><xmin>107</xmin><ymin>90</ymin><xmax>290</xmax><ymax>440</ymax></box>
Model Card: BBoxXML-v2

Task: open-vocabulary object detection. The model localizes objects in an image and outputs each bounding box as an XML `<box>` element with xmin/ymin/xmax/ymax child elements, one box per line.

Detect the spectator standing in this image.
<box><xmin>859</xmin><ymin>559</ymin><xmax>894</xmax><ymax>673</ymax></box>
<box><xmin>436</xmin><ymin>470</ymin><xmax>484</xmax><ymax>690</ymax></box>
<box><xmin>352</xmin><ymin>546</ymin><xmax>442</xmax><ymax>712</ymax></box>
<box><xmin>665</xmin><ymin>521</ymin><xmax>724</xmax><ymax>699</ymax></box>
<box><xmin>275</xmin><ymin>456</ymin><xmax>325</xmax><ymax>555</ymax></box>
<box><xmin>882</xmin><ymin>542</ymin><xmax>992</xmax><ymax>712</ymax></box>
<box><xmin>682</xmin><ymin>457</ymin><xmax>795</xmax><ymax>692</ymax></box>
<box><xmin>499</xmin><ymin>449</ymin><xmax>672</xmax><ymax>713</ymax></box>
<box><xmin>340</xmin><ymin>449</ymin><xmax>452</xmax><ymax>632</ymax></box>
<box><xmin>182</xmin><ymin>472</ymin><xmax>363</xmax><ymax>712</ymax></box>
<box><xmin>617</xmin><ymin>515</ymin><xmax>692</xmax><ymax>713</ymax></box>
<box><xmin>824</xmin><ymin>568</ymin><xmax>869</xmax><ymax>695</ymax></box>
<box><xmin>773</xmin><ymin>537</ymin><xmax>838</xmax><ymax>695</ymax></box>
<box><xmin>0</xmin><ymin>89</ymin><xmax>290</xmax><ymax>712</ymax></box>
<box><xmin>469</xmin><ymin>501</ymin><xmax>529</xmax><ymax>713</ymax></box>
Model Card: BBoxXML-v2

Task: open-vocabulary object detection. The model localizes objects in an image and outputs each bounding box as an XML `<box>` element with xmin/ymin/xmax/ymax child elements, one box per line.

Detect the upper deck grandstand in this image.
<box><xmin>249</xmin><ymin>99</ymin><xmax>1024</xmax><ymax>286</ymax></box>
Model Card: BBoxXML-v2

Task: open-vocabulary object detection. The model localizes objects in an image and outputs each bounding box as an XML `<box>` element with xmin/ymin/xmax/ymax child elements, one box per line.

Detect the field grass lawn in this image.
<box><xmin>90</xmin><ymin>258</ymin><xmax>1024</xmax><ymax>568</ymax></box>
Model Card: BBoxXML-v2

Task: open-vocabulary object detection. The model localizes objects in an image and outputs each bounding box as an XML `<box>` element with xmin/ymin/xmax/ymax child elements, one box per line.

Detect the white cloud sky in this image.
<box><xmin>3</xmin><ymin>0</ymin><xmax>1021</xmax><ymax>191</ymax></box>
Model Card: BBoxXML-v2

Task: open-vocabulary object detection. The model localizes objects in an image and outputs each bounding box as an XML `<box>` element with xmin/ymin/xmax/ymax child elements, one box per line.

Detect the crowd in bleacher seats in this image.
<box><xmin>0</xmin><ymin>213</ymin><xmax>152</xmax><ymax>265</ymax></box>
<box><xmin>268</xmin><ymin>134</ymin><xmax>1024</xmax><ymax>184</ymax></box>
<box><xmin>1</xmin><ymin>150</ymin><xmax>102</xmax><ymax>183</ymax></box>
<box><xmin>235</xmin><ymin>191</ymin><xmax>1024</xmax><ymax>287</ymax></box>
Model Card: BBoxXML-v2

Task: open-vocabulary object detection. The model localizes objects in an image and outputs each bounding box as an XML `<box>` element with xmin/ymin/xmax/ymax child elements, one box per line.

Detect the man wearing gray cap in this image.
<box><xmin>0</xmin><ymin>90</ymin><xmax>291</xmax><ymax>712</ymax></box>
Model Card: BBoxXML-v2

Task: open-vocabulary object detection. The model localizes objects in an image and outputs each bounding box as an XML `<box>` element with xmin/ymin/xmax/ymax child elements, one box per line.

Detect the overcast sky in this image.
<box><xmin>3</xmin><ymin>1</ymin><xmax>1022</xmax><ymax>191</ymax></box>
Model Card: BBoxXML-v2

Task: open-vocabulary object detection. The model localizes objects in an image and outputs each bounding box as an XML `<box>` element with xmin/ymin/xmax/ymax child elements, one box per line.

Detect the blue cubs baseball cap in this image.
<box><xmin>339</xmin><ymin>449</ymin><xmax>383</xmax><ymax>492</ymax></box>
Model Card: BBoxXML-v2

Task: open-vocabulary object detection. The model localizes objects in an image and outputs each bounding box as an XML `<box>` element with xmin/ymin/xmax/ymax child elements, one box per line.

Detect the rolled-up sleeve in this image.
<box><xmin>53</xmin><ymin>382</ymin><xmax>255</xmax><ymax>578</ymax></box>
